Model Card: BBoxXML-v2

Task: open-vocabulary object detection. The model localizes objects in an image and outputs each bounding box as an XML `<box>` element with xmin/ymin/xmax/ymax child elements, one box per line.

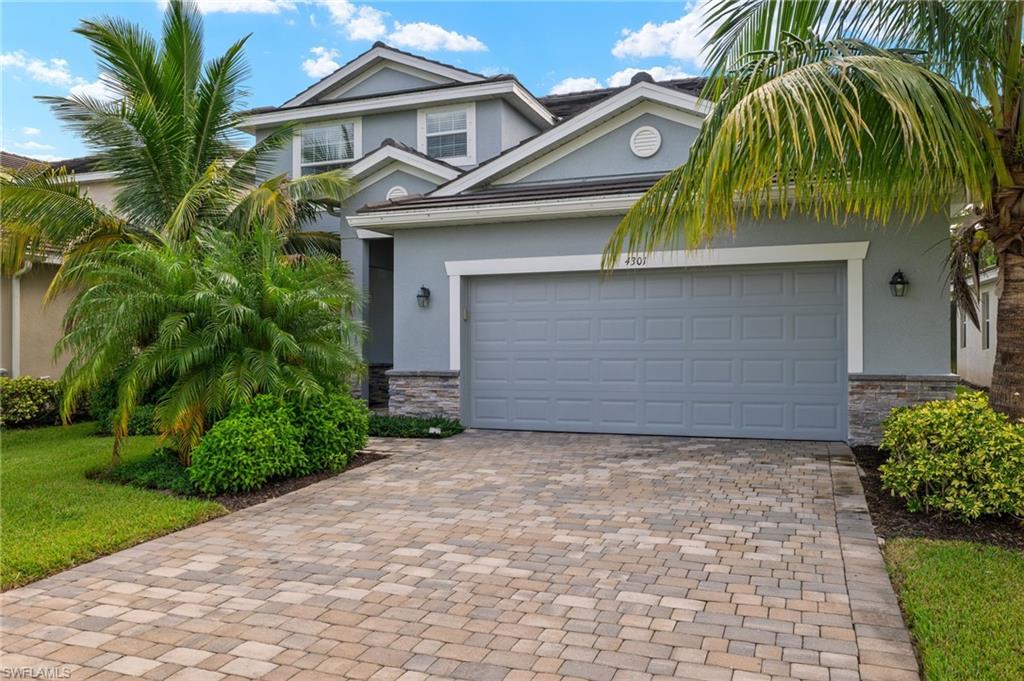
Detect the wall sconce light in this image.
<box><xmin>416</xmin><ymin>286</ymin><xmax>431</xmax><ymax>308</ymax></box>
<box><xmin>889</xmin><ymin>270</ymin><xmax>909</xmax><ymax>297</ymax></box>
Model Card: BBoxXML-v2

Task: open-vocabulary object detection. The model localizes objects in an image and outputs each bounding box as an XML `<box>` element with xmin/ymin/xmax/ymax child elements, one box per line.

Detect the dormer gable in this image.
<box><xmin>283</xmin><ymin>42</ymin><xmax>485</xmax><ymax>107</ymax></box>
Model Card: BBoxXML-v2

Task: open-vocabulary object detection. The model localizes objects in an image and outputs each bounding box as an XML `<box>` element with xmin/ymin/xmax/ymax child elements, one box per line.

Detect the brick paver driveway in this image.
<box><xmin>1</xmin><ymin>432</ymin><xmax>918</xmax><ymax>681</ymax></box>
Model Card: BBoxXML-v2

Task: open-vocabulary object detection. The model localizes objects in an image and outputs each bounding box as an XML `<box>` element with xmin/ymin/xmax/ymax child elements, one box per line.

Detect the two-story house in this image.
<box><xmin>243</xmin><ymin>42</ymin><xmax>957</xmax><ymax>445</ymax></box>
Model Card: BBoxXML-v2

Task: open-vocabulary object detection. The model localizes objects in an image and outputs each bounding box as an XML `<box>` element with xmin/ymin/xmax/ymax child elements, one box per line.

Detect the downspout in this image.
<box><xmin>10</xmin><ymin>260</ymin><xmax>32</xmax><ymax>378</ymax></box>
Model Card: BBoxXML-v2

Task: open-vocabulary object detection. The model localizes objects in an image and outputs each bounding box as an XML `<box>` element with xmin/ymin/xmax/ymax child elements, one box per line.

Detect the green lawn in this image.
<box><xmin>885</xmin><ymin>538</ymin><xmax>1024</xmax><ymax>681</ymax></box>
<box><xmin>1</xmin><ymin>422</ymin><xmax>225</xmax><ymax>590</ymax></box>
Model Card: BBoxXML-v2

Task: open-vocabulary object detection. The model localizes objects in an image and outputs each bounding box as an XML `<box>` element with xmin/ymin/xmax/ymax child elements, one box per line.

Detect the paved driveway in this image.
<box><xmin>1</xmin><ymin>432</ymin><xmax>917</xmax><ymax>681</ymax></box>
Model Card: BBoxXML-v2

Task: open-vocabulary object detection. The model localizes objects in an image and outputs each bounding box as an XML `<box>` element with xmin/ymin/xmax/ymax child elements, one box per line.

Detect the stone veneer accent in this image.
<box><xmin>367</xmin><ymin>363</ymin><xmax>392</xmax><ymax>408</ymax></box>
<box><xmin>387</xmin><ymin>370</ymin><xmax>460</xmax><ymax>419</ymax></box>
<box><xmin>848</xmin><ymin>373</ymin><xmax>958</xmax><ymax>445</ymax></box>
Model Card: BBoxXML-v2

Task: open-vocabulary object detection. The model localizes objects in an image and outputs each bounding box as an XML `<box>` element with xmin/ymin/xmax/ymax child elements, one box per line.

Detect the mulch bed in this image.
<box><xmin>215</xmin><ymin>451</ymin><xmax>388</xmax><ymax>512</ymax></box>
<box><xmin>853</xmin><ymin>446</ymin><xmax>1024</xmax><ymax>551</ymax></box>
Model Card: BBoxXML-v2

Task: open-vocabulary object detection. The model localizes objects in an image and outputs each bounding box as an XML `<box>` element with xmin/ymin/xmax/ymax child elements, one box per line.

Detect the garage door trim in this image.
<box><xmin>445</xmin><ymin>241</ymin><xmax>869</xmax><ymax>373</ymax></box>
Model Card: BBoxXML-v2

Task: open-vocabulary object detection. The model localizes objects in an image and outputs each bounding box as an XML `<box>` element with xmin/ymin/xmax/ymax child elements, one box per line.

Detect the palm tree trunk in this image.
<box><xmin>111</xmin><ymin>432</ymin><xmax>123</xmax><ymax>467</ymax></box>
<box><xmin>990</xmin><ymin>251</ymin><xmax>1024</xmax><ymax>419</ymax></box>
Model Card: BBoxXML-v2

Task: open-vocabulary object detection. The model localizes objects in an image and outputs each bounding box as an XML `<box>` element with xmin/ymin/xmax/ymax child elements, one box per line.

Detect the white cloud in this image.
<box><xmin>607</xmin><ymin>65</ymin><xmax>694</xmax><ymax>87</ymax></box>
<box><xmin>321</xmin><ymin>0</ymin><xmax>387</xmax><ymax>41</ymax></box>
<box><xmin>548</xmin><ymin>77</ymin><xmax>602</xmax><ymax>95</ymax></box>
<box><xmin>22</xmin><ymin>127</ymin><xmax>41</xmax><ymax>136</ymax></box>
<box><xmin>0</xmin><ymin>51</ymin><xmax>75</xmax><ymax>86</ymax></box>
<box><xmin>388</xmin><ymin>22</ymin><xmax>487</xmax><ymax>52</ymax></box>
<box><xmin>69</xmin><ymin>77</ymin><xmax>118</xmax><ymax>102</ymax></box>
<box><xmin>157</xmin><ymin>0</ymin><xmax>296</xmax><ymax>14</ymax></box>
<box><xmin>612</xmin><ymin>2</ymin><xmax>709</xmax><ymax>64</ymax></box>
<box><xmin>548</xmin><ymin>66</ymin><xmax>694</xmax><ymax>96</ymax></box>
<box><xmin>16</xmin><ymin>140</ymin><xmax>55</xmax><ymax>151</ymax></box>
<box><xmin>302</xmin><ymin>46</ymin><xmax>341</xmax><ymax>78</ymax></box>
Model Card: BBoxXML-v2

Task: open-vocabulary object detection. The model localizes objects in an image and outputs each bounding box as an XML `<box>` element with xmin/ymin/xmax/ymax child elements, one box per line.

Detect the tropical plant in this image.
<box><xmin>0</xmin><ymin>0</ymin><xmax>361</xmax><ymax>458</ymax></box>
<box><xmin>56</xmin><ymin>226</ymin><xmax>364</xmax><ymax>462</ymax></box>
<box><xmin>0</xmin><ymin>0</ymin><xmax>351</xmax><ymax>288</ymax></box>
<box><xmin>605</xmin><ymin>0</ymin><xmax>1024</xmax><ymax>419</ymax></box>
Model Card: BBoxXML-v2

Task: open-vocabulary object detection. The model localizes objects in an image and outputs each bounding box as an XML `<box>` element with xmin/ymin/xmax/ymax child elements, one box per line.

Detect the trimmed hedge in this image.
<box><xmin>880</xmin><ymin>389</ymin><xmax>1024</xmax><ymax>521</ymax></box>
<box><xmin>187</xmin><ymin>393</ymin><xmax>370</xmax><ymax>495</ymax></box>
<box><xmin>188</xmin><ymin>395</ymin><xmax>304</xmax><ymax>495</ymax></box>
<box><xmin>0</xmin><ymin>377</ymin><xmax>59</xmax><ymax>428</ymax></box>
<box><xmin>369</xmin><ymin>414</ymin><xmax>464</xmax><ymax>438</ymax></box>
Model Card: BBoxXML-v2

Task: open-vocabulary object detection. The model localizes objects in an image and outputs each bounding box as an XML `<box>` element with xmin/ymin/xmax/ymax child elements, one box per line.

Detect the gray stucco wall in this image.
<box><xmin>362</xmin><ymin>110</ymin><xmax>418</xmax><ymax>151</ymax></box>
<box><xmin>327</xmin><ymin>68</ymin><xmax>441</xmax><ymax>100</ymax></box>
<box><xmin>512</xmin><ymin>112</ymin><xmax>698</xmax><ymax>184</ymax></box>
<box><xmin>501</xmin><ymin>101</ymin><xmax>541</xmax><ymax>151</ymax></box>
<box><xmin>392</xmin><ymin>214</ymin><xmax>951</xmax><ymax>376</ymax></box>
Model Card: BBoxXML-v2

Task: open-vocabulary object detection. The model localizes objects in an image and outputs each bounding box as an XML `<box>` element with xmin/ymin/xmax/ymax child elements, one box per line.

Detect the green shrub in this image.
<box><xmin>0</xmin><ymin>377</ymin><xmax>59</xmax><ymax>428</ymax></box>
<box><xmin>100</xmin><ymin>403</ymin><xmax>158</xmax><ymax>436</ymax></box>
<box><xmin>188</xmin><ymin>395</ymin><xmax>303</xmax><ymax>495</ymax></box>
<box><xmin>104</xmin><ymin>448</ymin><xmax>198</xmax><ymax>496</ymax></box>
<box><xmin>369</xmin><ymin>414</ymin><xmax>464</xmax><ymax>438</ymax></box>
<box><xmin>90</xmin><ymin>368</ymin><xmax>171</xmax><ymax>435</ymax></box>
<box><xmin>880</xmin><ymin>389</ymin><xmax>1024</xmax><ymax>521</ymax></box>
<box><xmin>289</xmin><ymin>393</ymin><xmax>369</xmax><ymax>474</ymax></box>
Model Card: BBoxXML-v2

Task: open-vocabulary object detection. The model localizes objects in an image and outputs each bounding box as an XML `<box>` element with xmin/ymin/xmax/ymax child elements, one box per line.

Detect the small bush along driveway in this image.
<box><xmin>1</xmin><ymin>432</ymin><xmax>916</xmax><ymax>681</ymax></box>
<box><xmin>0</xmin><ymin>423</ymin><xmax>224</xmax><ymax>590</ymax></box>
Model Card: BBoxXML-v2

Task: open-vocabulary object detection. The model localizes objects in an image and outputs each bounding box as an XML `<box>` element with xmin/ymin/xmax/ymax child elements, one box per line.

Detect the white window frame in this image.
<box><xmin>960</xmin><ymin>308</ymin><xmax>968</xmax><ymax>349</ymax></box>
<box><xmin>417</xmin><ymin>103</ymin><xmax>476</xmax><ymax>166</ymax></box>
<box><xmin>292</xmin><ymin>118</ymin><xmax>362</xmax><ymax>177</ymax></box>
<box><xmin>982</xmin><ymin>291</ymin><xmax>992</xmax><ymax>350</ymax></box>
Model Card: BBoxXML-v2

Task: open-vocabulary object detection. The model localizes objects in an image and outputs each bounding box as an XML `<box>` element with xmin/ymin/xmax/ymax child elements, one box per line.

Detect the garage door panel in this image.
<box><xmin>467</xmin><ymin>264</ymin><xmax>846</xmax><ymax>440</ymax></box>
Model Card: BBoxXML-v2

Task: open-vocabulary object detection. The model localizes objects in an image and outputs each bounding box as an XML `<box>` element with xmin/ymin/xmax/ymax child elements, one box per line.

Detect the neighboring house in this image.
<box><xmin>0</xmin><ymin>153</ymin><xmax>115</xmax><ymax>379</ymax></box>
<box><xmin>955</xmin><ymin>267</ymin><xmax>998</xmax><ymax>387</ymax></box>
<box><xmin>241</xmin><ymin>42</ymin><xmax>956</xmax><ymax>445</ymax></box>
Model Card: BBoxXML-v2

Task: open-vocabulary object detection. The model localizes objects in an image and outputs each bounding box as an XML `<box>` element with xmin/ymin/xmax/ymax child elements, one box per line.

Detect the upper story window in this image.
<box><xmin>296</xmin><ymin>120</ymin><xmax>361</xmax><ymax>176</ymax></box>
<box><xmin>418</xmin><ymin>103</ymin><xmax>475</xmax><ymax>165</ymax></box>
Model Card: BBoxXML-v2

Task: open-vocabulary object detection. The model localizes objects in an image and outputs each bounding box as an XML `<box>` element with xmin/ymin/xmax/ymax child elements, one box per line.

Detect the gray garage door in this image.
<box><xmin>465</xmin><ymin>263</ymin><xmax>847</xmax><ymax>440</ymax></box>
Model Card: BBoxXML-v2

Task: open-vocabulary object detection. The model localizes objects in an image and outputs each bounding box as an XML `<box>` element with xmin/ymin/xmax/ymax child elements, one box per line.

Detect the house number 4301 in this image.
<box><xmin>623</xmin><ymin>255</ymin><xmax>648</xmax><ymax>267</ymax></box>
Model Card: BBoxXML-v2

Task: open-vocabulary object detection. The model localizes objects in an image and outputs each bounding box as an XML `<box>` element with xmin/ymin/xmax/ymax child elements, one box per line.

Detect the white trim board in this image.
<box><xmin>443</xmin><ymin>241</ymin><xmax>869</xmax><ymax>373</ymax></box>
<box><xmin>347</xmin><ymin>193</ymin><xmax>644</xmax><ymax>229</ymax></box>
<box><xmin>283</xmin><ymin>45</ymin><xmax>483</xmax><ymax>108</ymax></box>
<box><xmin>494</xmin><ymin>102</ymin><xmax>702</xmax><ymax>185</ymax></box>
<box><xmin>432</xmin><ymin>81</ymin><xmax>711</xmax><ymax>197</ymax></box>
<box><xmin>244</xmin><ymin>79</ymin><xmax>554</xmax><ymax>131</ymax></box>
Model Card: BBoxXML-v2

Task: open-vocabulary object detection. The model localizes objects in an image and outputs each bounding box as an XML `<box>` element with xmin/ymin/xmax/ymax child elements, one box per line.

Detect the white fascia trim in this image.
<box><xmin>73</xmin><ymin>170</ymin><xmax>116</xmax><ymax>183</ymax></box>
<box><xmin>355</xmin><ymin>228</ymin><xmax>393</xmax><ymax>240</ymax></box>
<box><xmin>433</xmin><ymin>82</ymin><xmax>711</xmax><ymax>197</ymax></box>
<box><xmin>347</xmin><ymin>193</ymin><xmax>643</xmax><ymax>229</ymax></box>
<box><xmin>417</xmin><ymin>102</ymin><xmax>477</xmax><ymax>167</ymax></box>
<box><xmin>442</xmin><ymin>241</ymin><xmax>870</xmax><ymax>372</ymax></box>
<box><xmin>357</xmin><ymin>163</ymin><xmax>450</xmax><ymax>191</ymax></box>
<box><xmin>283</xmin><ymin>46</ymin><xmax>483</xmax><ymax>108</ymax></box>
<box><xmin>495</xmin><ymin>102</ymin><xmax>703</xmax><ymax>185</ymax></box>
<box><xmin>349</xmin><ymin>146</ymin><xmax>460</xmax><ymax>182</ymax></box>
<box><xmin>245</xmin><ymin>80</ymin><xmax>553</xmax><ymax>131</ymax></box>
<box><xmin>327</xmin><ymin>61</ymin><xmax>451</xmax><ymax>99</ymax></box>
<box><xmin>291</xmin><ymin>118</ymin><xmax>363</xmax><ymax>177</ymax></box>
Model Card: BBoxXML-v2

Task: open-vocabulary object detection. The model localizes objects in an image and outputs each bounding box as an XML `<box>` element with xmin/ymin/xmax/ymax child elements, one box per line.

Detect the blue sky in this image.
<box><xmin>1</xmin><ymin>1</ymin><xmax>708</xmax><ymax>161</ymax></box>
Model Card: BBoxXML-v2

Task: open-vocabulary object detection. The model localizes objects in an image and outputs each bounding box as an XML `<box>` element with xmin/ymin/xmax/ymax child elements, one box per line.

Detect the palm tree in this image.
<box><xmin>605</xmin><ymin>1</ymin><xmax>1023</xmax><ymax>419</ymax></box>
<box><xmin>57</xmin><ymin>226</ymin><xmax>364</xmax><ymax>463</ymax></box>
<box><xmin>1</xmin><ymin>0</ymin><xmax>351</xmax><ymax>290</ymax></box>
<box><xmin>0</xmin><ymin>0</ymin><xmax>361</xmax><ymax>456</ymax></box>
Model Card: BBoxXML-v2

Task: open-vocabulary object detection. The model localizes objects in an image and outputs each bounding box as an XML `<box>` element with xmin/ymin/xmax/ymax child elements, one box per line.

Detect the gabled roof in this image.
<box><xmin>1</xmin><ymin>151</ymin><xmax>40</xmax><ymax>170</ymax></box>
<box><xmin>283</xmin><ymin>42</ymin><xmax>485</xmax><ymax>108</ymax></box>
<box><xmin>428</xmin><ymin>80</ymin><xmax>710</xmax><ymax>197</ymax></box>
<box><xmin>539</xmin><ymin>77</ymin><xmax>706</xmax><ymax>119</ymax></box>
<box><xmin>241</xmin><ymin>76</ymin><xmax>555</xmax><ymax>131</ymax></box>
<box><xmin>348</xmin><ymin>138</ymin><xmax>462</xmax><ymax>183</ymax></box>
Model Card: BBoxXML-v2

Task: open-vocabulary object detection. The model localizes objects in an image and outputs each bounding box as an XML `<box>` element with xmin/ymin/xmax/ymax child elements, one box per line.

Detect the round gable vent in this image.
<box><xmin>385</xmin><ymin>185</ymin><xmax>408</xmax><ymax>201</ymax></box>
<box><xmin>629</xmin><ymin>126</ymin><xmax>662</xmax><ymax>158</ymax></box>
